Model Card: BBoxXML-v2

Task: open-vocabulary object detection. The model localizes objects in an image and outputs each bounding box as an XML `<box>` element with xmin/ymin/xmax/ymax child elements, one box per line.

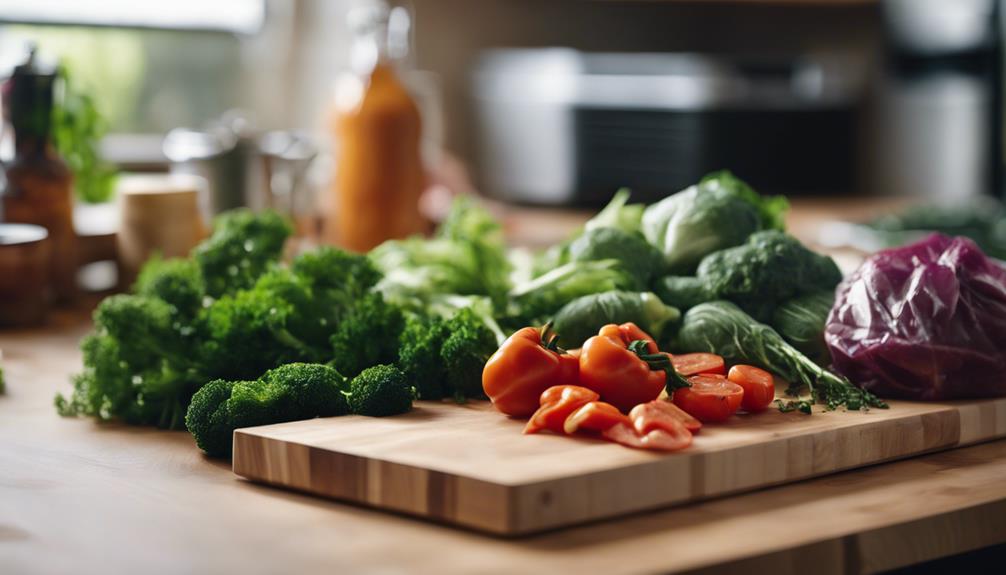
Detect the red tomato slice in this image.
<box><xmin>672</xmin><ymin>375</ymin><xmax>744</xmax><ymax>423</ymax></box>
<box><xmin>602</xmin><ymin>421</ymin><xmax>692</xmax><ymax>452</ymax></box>
<box><xmin>671</xmin><ymin>353</ymin><xmax>726</xmax><ymax>376</ymax></box>
<box><xmin>524</xmin><ymin>385</ymin><xmax>599</xmax><ymax>435</ymax></box>
<box><xmin>727</xmin><ymin>365</ymin><xmax>776</xmax><ymax>413</ymax></box>
<box><xmin>634</xmin><ymin>399</ymin><xmax>702</xmax><ymax>433</ymax></box>
<box><xmin>563</xmin><ymin>401</ymin><xmax>629</xmax><ymax>434</ymax></box>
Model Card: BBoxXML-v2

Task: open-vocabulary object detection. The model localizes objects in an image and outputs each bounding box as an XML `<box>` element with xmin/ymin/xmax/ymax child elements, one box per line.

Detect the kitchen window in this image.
<box><xmin>0</xmin><ymin>0</ymin><xmax>265</xmax><ymax>166</ymax></box>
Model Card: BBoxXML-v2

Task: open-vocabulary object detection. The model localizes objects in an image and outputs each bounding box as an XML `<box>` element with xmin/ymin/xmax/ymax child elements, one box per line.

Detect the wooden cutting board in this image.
<box><xmin>232</xmin><ymin>395</ymin><xmax>1006</xmax><ymax>535</ymax></box>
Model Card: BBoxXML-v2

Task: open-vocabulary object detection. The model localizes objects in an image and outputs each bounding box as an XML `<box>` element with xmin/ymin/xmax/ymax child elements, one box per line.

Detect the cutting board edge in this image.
<box><xmin>501</xmin><ymin>405</ymin><xmax>1000</xmax><ymax>533</ymax></box>
<box><xmin>232</xmin><ymin>428</ymin><xmax>522</xmax><ymax>535</ymax></box>
<box><xmin>231</xmin><ymin>398</ymin><xmax>1006</xmax><ymax>535</ymax></box>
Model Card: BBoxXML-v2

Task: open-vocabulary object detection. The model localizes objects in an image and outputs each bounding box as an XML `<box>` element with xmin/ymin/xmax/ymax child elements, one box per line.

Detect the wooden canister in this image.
<box><xmin>0</xmin><ymin>223</ymin><xmax>50</xmax><ymax>326</ymax></box>
<box><xmin>116</xmin><ymin>174</ymin><xmax>206</xmax><ymax>286</ymax></box>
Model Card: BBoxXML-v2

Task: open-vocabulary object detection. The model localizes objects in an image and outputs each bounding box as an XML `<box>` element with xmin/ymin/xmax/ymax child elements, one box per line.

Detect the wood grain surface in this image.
<box><xmin>4</xmin><ymin>199</ymin><xmax>1005</xmax><ymax>574</ymax></box>
<box><xmin>233</xmin><ymin>393</ymin><xmax>1006</xmax><ymax>534</ymax></box>
<box><xmin>3</xmin><ymin>291</ymin><xmax>1006</xmax><ymax>574</ymax></box>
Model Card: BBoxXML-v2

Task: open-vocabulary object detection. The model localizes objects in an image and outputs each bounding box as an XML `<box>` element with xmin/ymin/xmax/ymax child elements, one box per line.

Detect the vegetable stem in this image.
<box><xmin>628</xmin><ymin>340</ymin><xmax>691</xmax><ymax>391</ymax></box>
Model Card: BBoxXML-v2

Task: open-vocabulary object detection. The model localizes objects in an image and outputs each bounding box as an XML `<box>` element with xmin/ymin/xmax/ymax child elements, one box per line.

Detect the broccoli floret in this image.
<box><xmin>397</xmin><ymin>316</ymin><xmax>450</xmax><ymax>400</ymax></box>
<box><xmin>440</xmin><ymin>308</ymin><xmax>497</xmax><ymax>400</ymax></box>
<box><xmin>185</xmin><ymin>379</ymin><xmax>236</xmax><ymax>458</ymax></box>
<box><xmin>348</xmin><ymin>364</ymin><xmax>414</xmax><ymax>416</ymax></box>
<box><xmin>200</xmin><ymin>276</ymin><xmax>318</xmax><ymax>380</ymax></box>
<box><xmin>290</xmin><ymin>247</ymin><xmax>387</xmax><ymax>354</ymax></box>
<box><xmin>133</xmin><ymin>255</ymin><xmax>205</xmax><ymax>320</ymax></box>
<box><xmin>292</xmin><ymin>246</ymin><xmax>381</xmax><ymax>305</ymax></box>
<box><xmin>251</xmin><ymin>268</ymin><xmax>331</xmax><ymax>353</ymax></box>
<box><xmin>186</xmin><ymin>363</ymin><xmax>349</xmax><ymax>458</ymax></box>
<box><xmin>56</xmin><ymin>295</ymin><xmax>205</xmax><ymax>429</ymax></box>
<box><xmin>93</xmin><ymin>294</ymin><xmax>175</xmax><ymax>365</ymax></box>
<box><xmin>59</xmin><ymin>211</ymin><xmax>391</xmax><ymax>434</ymax></box>
<box><xmin>696</xmin><ymin>231</ymin><xmax>842</xmax><ymax>322</ymax></box>
<box><xmin>58</xmin><ymin>328</ymin><xmax>202</xmax><ymax>429</ymax></box>
<box><xmin>57</xmin><ymin>334</ymin><xmax>129</xmax><ymax>420</ymax></box>
<box><xmin>395</xmin><ymin>307</ymin><xmax>497</xmax><ymax>402</ymax></box>
<box><xmin>258</xmin><ymin>363</ymin><xmax>350</xmax><ymax>418</ymax></box>
<box><xmin>194</xmin><ymin>209</ymin><xmax>292</xmax><ymax>298</ymax></box>
<box><xmin>330</xmin><ymin>292</ymin><xmax>405</xmax><ymax>378</ymax></box>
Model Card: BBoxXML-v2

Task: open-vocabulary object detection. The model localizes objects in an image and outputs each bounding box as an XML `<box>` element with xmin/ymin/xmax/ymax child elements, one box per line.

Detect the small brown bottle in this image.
<box><xmin>1</xmin><ymin>48</ymin><xmax>76</xmax><ymax>302</ymax></box>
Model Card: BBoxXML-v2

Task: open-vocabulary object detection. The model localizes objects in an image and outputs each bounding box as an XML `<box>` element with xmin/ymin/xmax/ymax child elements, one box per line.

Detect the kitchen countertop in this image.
<box><xmin>4</xmin><ymin>197</ymin><xmax>1004</xmax><ymax>575</ymax></box>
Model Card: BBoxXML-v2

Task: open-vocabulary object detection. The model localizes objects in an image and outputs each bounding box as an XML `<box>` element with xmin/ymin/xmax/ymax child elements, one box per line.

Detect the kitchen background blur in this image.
<box><xmin>0</xmin><ymin>0</ymin><xmax>1003</xmax><ymax>325</ymax></box>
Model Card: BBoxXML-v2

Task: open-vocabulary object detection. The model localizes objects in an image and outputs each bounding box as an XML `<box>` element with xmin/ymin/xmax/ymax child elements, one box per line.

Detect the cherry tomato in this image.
<box><xmin>579</xmin><ymin>324</ymin><xmax>666</xmax><ymax>412</ymax></box>
<box><xmin>602</xmin><ymin>420</ymin><xmax>692</xmax><ymax>452</ymax></box>
<box><xmin>524</xmin><ymin>385</ymin><xmax>599</xmax><ymax>434</ymax></box>
<box><xmin>483</xmin><ymin>326</ymin><xmax>580</xmax><ymax>417</ymax></box>
<box><xmin>672</xmin><ymin>374</ymin><xmax>744</xmax><ymax>423</ymax></box>
<box><xmin>727</xmin><ymin>365</ymin><xmax>776</xmax><ymax>413</ymax></box>
<box><xmin>563</xmin><ymin>401</ymin><xmax>629</xmax><ymax>434</ymax></box>
<box><xmin>671</xmin><ymin>353</ymin><xmax>726</xmax><ymax>376</ymax></box>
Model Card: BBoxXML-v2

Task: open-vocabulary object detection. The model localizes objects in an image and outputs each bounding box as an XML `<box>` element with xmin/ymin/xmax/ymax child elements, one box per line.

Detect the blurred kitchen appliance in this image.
<box><xmin>0</xmin><ymin>46</ymin><xmax>76</xmax><ymax>301</ymax></box>
<box><xmin>163</xmin><ymin>112</ymin><xmax>317</xmax><ymax>222</ymax></box>
<box><xmin>878</xmin><ymin>0</ymin><xmax>1001</xmax><ymax>200</ymax></box>
<box><xmin>473</xmin><ymin>49</ymin><xmax>860</xmax><ymax>206</ymax></box>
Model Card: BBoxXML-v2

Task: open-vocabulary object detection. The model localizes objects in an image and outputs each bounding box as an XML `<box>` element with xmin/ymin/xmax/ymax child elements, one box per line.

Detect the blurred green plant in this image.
<box><xmin>52</xmin><ymin>64</ymin><xmax>118</xmax><ymax>204</ymax></box>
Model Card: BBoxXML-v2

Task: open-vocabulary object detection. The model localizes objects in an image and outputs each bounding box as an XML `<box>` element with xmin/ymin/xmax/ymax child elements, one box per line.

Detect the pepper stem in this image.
<box><xmin>627</xmin><ymin>339</ymin><xmax>691</xmax><ymax>391</ymax></box>
<box><xmin>539</xmin><ymin>321</ymin><xmax>567</xmax><ymax>354</ymax></box>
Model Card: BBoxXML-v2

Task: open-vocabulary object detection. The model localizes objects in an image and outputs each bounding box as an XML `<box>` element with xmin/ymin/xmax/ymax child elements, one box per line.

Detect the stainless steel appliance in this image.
<box><xmin>473</xmin><ymin>49</ymin><xmax>861</xmax><ymax>205</ymax></box>
<box><xmin>878</xmin><ymin>0</ymin><xmax>1001</xmax><ymax>200</ymax></box>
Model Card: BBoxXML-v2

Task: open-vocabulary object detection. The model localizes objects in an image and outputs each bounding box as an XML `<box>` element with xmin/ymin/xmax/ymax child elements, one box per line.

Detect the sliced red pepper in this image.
<box><xmin>627</xmin><ymin>400</ymin><xmax>700</xmax><ymax>430</ymax></box>
<box><xmin>562</xmin><ymin>401</ymin><xmax>630</xmax><ymax>435</ymax></box>
<box><xmin>629</xmin><ymin>400</ymin><xmax>701</xmax><ymax>435</ymax></box>
<box><xmin>602</xmin><ymin>420</ymin><xmax>692</xmax><ymax>452</ymax></box>
<box><xmin>523</xmin><ymin>385</ymin><xmax>599</xmax><ymax>435</ymax></box>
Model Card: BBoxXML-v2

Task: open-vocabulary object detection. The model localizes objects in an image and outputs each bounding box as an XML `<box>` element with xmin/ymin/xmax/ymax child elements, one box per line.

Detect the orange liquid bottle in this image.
<box><xmin>324</xmin><ymin>3</ymin><xmax>427</xmax><ymax>252</ymax></box>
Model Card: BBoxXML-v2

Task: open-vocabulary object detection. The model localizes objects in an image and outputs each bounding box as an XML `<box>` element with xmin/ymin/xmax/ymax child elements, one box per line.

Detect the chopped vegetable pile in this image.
<box><xmin>57</xmin><ymin>202</ymin><xmax>504</xmax><ymax>457</ymax></box>
<box><xmin>62</xmin><ymin>169</ymin><xmax>933</xmax><ymax>458</ymax></box>
<box><xmin>488</xmin><ymin>321</ymin><xmax>775</xmax><ymax>452</ymax></box>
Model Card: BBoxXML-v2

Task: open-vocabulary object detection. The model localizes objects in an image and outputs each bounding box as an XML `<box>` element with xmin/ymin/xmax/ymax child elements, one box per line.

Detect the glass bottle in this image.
<box><xmin>324</xmin><ymin>2</ymin><xmax>427</xmax><ymax>252</ymax></box>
